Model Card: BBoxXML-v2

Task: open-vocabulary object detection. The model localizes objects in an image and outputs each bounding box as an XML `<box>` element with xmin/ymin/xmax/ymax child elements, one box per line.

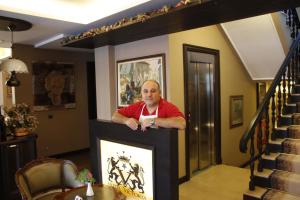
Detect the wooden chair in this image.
<box><xmin>15</xmin><ymin>158</ymin><xmax>84</xmax><ymax>200</ymax></box>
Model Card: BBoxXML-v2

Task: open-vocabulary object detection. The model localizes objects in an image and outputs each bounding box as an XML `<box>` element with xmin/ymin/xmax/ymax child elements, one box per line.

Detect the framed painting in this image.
<box><xmin>99</xmin><ymin>139</ymin><xmax>154</xmax><ymax>200</ymax></box>
<box><xmin>256</xmin><ymin>82</ymin><xmax>267</xmax><ymax>108</ymax></box>
<box><xmin>32</xmin><ymin>62</ymin><xmax>76</xmax><ymax>111</ymax></box>
<box><xmin>230</xmin><ymin>95</ymin><xmax>243</xmax><ymax>128</ymax></box>
<box><xmin>117</xmin><ymin>54</ymin><xmax>166</xmax><ymax>107</ymax></box>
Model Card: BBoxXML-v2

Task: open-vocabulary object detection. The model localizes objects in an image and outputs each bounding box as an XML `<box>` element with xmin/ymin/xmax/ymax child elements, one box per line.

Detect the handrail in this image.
<box><xmin>240</xmin><ymin>33</ymin><xmax>300</xmax><ymax>153</ymax></box>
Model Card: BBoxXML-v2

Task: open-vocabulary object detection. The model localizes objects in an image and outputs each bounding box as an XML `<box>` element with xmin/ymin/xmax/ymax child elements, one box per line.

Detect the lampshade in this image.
<box><xmin>0</xmin><ymin>58</ymin><xmax>28</xmax><ymax>73</ymax></box>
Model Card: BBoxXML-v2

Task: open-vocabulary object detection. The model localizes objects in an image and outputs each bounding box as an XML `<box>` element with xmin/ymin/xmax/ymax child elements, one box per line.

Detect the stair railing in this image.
<box><xmin>240</xmin><ymin>32</ymin><xmax>300</xmax><ymax>190</ymax></box>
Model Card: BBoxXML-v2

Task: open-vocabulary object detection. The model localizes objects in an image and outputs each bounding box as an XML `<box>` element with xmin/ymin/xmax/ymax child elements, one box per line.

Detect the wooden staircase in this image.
<box><xmin>241</xmin><ymin>8</ymin><xmax>300</xmax><ymax>200</ymax></box>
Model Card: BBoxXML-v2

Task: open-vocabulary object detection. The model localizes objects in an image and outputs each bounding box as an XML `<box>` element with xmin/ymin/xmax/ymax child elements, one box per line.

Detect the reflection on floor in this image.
<box><xmin>180</xmin><ymin>165</ymin><xmax>250</xmax><ymax>200</ymax></box>
<box><xmin>59</xmin><ymin>150</ymin><xmax>249</xmax><ymax>200</ymax></box>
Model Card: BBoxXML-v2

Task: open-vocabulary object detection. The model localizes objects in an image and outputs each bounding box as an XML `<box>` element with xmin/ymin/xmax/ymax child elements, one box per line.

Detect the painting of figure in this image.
<box><xmin>32</xmin><ymin>62</ymin><xmax>75</xmax><ymax>110</ymax></box>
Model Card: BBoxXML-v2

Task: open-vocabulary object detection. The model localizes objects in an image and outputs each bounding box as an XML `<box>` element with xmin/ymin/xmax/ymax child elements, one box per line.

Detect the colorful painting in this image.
<box><xmin>117</xmin><ymin>54</ymin><xmax>165</xmax><ymax>107</ymax></box>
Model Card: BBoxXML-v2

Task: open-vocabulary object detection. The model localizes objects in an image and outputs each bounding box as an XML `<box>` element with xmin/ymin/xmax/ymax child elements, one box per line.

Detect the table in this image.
<box><xmin>54</xmin><ymin>184</ymin><xmax>126</xmax><ymax>200</ymax></box>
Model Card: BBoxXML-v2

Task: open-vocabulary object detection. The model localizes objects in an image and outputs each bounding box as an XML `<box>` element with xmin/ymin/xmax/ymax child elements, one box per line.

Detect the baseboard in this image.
<box><xmin>179</xmin><ymin>175</ymin><xmax>189</xmax><ymax>184</ymax></box>
<box><xmin>50</xmin><ymin>148</ymin><xmax>90</xmax><ymax>158</ymax></box>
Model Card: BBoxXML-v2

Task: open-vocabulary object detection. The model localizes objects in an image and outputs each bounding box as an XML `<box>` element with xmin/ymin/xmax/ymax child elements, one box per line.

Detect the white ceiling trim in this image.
<box><xmin>221</xmin><ymin>14</ymin><xmax>286</xmax><ymax>80</ymax></box>
<box><xmin>0</xmin><ymin>0</ymin><xmax>150</xmax><ymax>24</ymax></box>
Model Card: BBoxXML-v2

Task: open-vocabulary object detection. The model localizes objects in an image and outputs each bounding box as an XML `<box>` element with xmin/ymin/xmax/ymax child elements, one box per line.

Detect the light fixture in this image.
<box><xmin>0</xmin><ymin>16</ymin><xmax>32</xmax><ymax>104</ymax></box>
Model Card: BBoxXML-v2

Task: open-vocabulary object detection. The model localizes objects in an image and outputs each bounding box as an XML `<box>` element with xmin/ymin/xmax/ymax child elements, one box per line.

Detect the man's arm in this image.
<box><xmin>111</xmin><ymin>111</ymin><xmax>139</xmax><ymax>130</ymax></box>
<box><xmin>155</xmin><ymin>116</ymin><xmax>186</xmax><ymax>130</ymax></box>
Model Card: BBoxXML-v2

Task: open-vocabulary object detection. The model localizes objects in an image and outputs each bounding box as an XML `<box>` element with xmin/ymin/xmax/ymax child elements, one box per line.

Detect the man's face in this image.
<box><xmin>141</xmin><ymin>81</ymin><xmax>161</xmax><ymax>107</ymax></box>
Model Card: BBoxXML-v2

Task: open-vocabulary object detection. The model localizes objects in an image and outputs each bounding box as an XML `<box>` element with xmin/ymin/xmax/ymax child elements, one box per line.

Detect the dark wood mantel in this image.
<box><xmin>64</xmin><ymin>0</ymin><xmax>300</xmax><ymax>49</ymax></box>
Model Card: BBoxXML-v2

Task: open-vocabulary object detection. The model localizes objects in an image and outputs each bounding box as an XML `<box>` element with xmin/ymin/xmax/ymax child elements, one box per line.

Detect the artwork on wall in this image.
<box><xmin>99</xmin><ymin>139</ymin><xmax>154</xmax><ymax>200</ymax></box>
<box><xmin>257</xmin><ymin>82</ymin><xmax>267</xmax><ymax>108</ymax></box>
<box><xmin>32</xmin><ymin>62</ymin><xmax>76</xmax><ymax>111</ymax></box>
<box><xmin>117</xmin><ymin>54</ymin><xmax>166</xmax><ymax>107</ymax></box>
<box><xmin>230</xmin><ymin>95</ymin><xmax>243</xmax><ymax>128</ymax></box>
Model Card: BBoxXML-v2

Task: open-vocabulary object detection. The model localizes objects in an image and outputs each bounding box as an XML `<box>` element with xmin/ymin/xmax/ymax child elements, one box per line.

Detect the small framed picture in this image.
<box><xmin>230</xmin><ymin>95</ymin><xmax>243</xmax><ymax>128</ymax></box>
<box><xmin>256</xmin><ymin>82</ymin><xmax>267</xmax><ymax>108</ymax></box>
<box><xmin>116</xmin><ymin>54</ymin><xmax>166</xmax><ymax>107</ymax></box>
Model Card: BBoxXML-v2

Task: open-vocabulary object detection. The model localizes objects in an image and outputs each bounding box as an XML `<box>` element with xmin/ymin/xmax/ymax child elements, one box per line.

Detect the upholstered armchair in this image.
<box><xmin>15</xmin><ymin>158</ymin><xmax>84</xmax><ymax>200</ymax></box>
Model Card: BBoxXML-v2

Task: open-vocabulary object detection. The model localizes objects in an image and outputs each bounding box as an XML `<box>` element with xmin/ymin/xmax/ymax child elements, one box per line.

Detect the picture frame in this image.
<box><xmin>32</xmin><ymin>62</ymin><xmax>76</xmax><ymax>111</ymax></box>
<box><xmin>230</xmin><ymin>95</ymin><xmax>243</xmax><ymax>128</ymax></box>
<box><xmin>117</xmin><ymin>54</ymin><xmax>166</xmax><ymax>107</ymax></box>
<box><xmin>99</xmin><ymin>139</ymin><xmax>155</xmax><ymax>200</ymax></box>
<box><xmin>256</xmin><ymin>82</ymin><xmax>267</xmax><ymax>108</ymax></box>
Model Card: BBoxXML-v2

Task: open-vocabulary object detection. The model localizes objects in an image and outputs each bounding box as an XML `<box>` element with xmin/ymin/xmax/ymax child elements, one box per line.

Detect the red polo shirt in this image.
<box><xmin>117</xmin><ymin>98</ymin><xmax>184</xmax><ymax>120</ymax></box>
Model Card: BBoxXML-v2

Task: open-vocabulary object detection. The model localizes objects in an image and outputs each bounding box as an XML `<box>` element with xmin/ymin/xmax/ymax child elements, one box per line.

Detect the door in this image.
<box><xmin>183</xmin><ymin>44</ymin><xmax>221</xmax><ymax>178</ymax></box>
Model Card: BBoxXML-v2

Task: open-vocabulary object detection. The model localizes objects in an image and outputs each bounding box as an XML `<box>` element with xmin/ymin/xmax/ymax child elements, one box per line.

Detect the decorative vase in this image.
<box><xmin>14</xmin><ymin>128</ymin><xmax>29</xmax><ymax>137</ymax></box>
<box><xmin>86</xmin><ymin>182</ymin><xmax>94</xmax><ymax>197</ymax></box>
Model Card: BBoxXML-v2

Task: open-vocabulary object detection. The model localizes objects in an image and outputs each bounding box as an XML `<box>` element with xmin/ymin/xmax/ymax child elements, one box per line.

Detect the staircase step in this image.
<box><xmin>288</xmin><ymin>126</ymin><xmax>300</xmax><ymax>139</ymax></box>
<box><xmin>294</xmin><ymin>84</ymin><xmax>300</xmax><ymax>93</ymax></box>
<box><xmin>274</xmin><ymin>126</ymin><xmax>289</xmax><ymax>139</ymax></box>
<box><xmin>244</xmin><ymin>187</ymin><xmax>300</xmax><ymax>200</ymax></box>
<box><xmin>289</xmin><ymin>94</ymin><xmax>300</xmax><ymax>103</ymax></box>
<box><xmin>293</xmin><ymin>113</ymin><xmax>300</xmax><ymax>125</ymax></box>
<box><xmin>263</xmin><ymin>189</ymin><xmax>300</xmax><ymax>200</ymax></box>
<box><xmin>269</xmin><ymin>138</ymin><xmax>287</xmax><ymax>153</ymax></box>
<box><xmin>278</xmin><ymin>115</ymin><xmax>293</xmax><ymax>126</ymax></box>
<box><xmin>284</xmin><ymin>103</ymin><xmax>297</xmax><ymax>115</ymax></box>
<box><xmin>270</xmin><ymin>170</ymin><xmax>300</xmax><ymax>196</ymax></box>
<box><xmin>283</xmin><ymin>139</ymin><xmax>300</xmax><ymax>155</ymax></box>
<box><xmin>244</xmin><ymin>186</ymin><xmax>268</xmax><ymax>200</ymax></box>
<box><xmin>269</xmin><ymin>139</ymin><xmax>300</xmax><ymax>155</ymax></box>
<box><xmin>254</xmin><ymin>169</ymin><xmax>300</xmax><ymax>196</ymax></box>
<box><xmin>262</xmin><ymin>153</ymin><xmax>280</xmax><ymax>170</ymax></box>
<box><xmin>277</xmin><ymin>154</ymin><xmax>300</xmax><ymax>173</ymax></box>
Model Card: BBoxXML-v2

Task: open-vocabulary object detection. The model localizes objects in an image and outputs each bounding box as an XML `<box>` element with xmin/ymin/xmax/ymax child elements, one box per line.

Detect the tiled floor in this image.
<box><xmin>60</xmin><ymin>151</ymin><xmax>250</xmax><ymax>200</ymax></box>
<box><xmin>180</xmin><ymin>165</ymin><xmax>250</xmax><ymax>200</ymax></box>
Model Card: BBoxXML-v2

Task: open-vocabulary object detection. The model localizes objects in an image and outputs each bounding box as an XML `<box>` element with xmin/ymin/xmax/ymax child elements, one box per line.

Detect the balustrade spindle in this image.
<box><xmin>271</xmin><ymin>94</ymin><xmax>276</xmax><ymax>140</ymax></box>
<box><xmin>288</xmin><ymin>62</ymin><xmax>291</xmax><ymax>95</ymax></box>
<box><xmin>277</xmin><ymin>83</ymin><xmax>282</xmax><ymax>120</ymax></box>
<box><xmin>249</xmin><ymin>131</ymin><xmax>255</xmax><ymax>191</ymax></box>
<box><xmin>283</xmin><ymin>70</ymin><xmax>286</xmax><ymax>106</ymax></box>
<box><xmin>265</xmin><ymin>104</ymin><xmax>270</xmax><ymax>155</ymax></box>
<box><xmin>257</xmin><ymin>119</ymin><xmax>263</xmax><ymax>172</ymax></box>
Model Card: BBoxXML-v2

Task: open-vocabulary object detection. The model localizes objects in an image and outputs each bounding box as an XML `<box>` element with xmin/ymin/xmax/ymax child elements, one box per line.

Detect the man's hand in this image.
<box><xmin>125</xmin><ymin>118</ymin><xmax>139</xmax><ymax>130</ymax></box>
<box><xmin>140</xmin><ymin>118</ymin><xmax>156</xmax><ymax>131</ymax></box>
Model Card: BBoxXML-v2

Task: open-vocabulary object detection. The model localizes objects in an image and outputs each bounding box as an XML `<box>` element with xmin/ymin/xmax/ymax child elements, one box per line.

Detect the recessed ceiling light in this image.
<box><xmin>0</xmin><ymin>0</ymin><xmax>151</xmax><ymax>24</ymax></box>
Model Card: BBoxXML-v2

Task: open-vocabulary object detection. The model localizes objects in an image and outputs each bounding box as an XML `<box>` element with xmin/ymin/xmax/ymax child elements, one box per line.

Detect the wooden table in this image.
<box><xmin>54</xmin><ymin>184</ymin><xmax>126</xmax><ymax>200</ymax></box>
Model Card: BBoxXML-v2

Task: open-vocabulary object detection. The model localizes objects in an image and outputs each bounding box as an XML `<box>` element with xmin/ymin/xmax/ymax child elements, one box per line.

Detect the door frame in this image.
<box><xmin>183</xmin><ymin>44</ymin><xmax>221</xmax><ymax>181</ymax></box>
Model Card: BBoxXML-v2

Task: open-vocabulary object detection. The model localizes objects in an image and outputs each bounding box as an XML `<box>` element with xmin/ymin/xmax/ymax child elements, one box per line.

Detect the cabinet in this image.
<box><xmin>0</xmin><ymin>134</ymin><xmax>37</xmax><ymax>200</ymax></box>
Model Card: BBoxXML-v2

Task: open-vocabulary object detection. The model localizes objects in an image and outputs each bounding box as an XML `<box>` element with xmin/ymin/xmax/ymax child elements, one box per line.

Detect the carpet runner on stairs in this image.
<box><xmin>244</xmin><ymin>92</ymin><xmax>300</xmax><ymax>199</ymax></box>
<box><xmin>244</xmin><ymin>186</ymin><xmax>300</xmax><ymax>200</ymax></box>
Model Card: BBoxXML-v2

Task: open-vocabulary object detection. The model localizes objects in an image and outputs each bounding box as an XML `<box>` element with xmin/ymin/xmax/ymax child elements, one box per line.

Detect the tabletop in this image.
<box><xmin>54</xmin><ymin>184</ymin><xmax>126</xmax><ymax>200</ymax></box>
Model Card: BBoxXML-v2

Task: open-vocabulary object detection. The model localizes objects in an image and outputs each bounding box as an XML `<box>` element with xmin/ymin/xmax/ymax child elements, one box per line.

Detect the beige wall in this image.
<box><xmin>13</xmin><ymin>44</ymin><xmax>94</xmax><ymax>157</ymax></box>
<box><xmin>168</xmin><ymin>25</ymin><xmax>256</xmax><ymax>168</ymax></box>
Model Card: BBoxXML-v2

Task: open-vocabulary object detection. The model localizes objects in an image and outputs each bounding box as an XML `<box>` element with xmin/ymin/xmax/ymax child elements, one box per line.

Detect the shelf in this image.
<box><xmin>64</xmin><ymin>0</ymin><xmax>300</xmax><ymax>49</ymax></box>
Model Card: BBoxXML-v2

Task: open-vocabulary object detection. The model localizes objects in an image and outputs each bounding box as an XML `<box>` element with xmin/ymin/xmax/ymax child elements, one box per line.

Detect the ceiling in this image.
<box><xmin>0</xmin><ymin>0</ymin><xmax>176</xmax><ymax>51</ymax></box>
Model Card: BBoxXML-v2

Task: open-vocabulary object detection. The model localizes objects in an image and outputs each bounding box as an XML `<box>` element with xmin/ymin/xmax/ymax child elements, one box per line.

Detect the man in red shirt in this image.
<box><xmin>112</xmin><ymin>80</ymin><xmax>186</xmax><ymax>131</ymax></box>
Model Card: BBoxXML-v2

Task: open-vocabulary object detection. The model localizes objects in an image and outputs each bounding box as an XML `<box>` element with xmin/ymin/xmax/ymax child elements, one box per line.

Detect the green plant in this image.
<box><xmin>4</xmin><ymin>103</ymin><xmax>38</xmax><ymax>133</ymax></box>
<box><xmin>76</xmin><ymin>168</ymin><xmax>96</xmax><ymax>184</ymax></box>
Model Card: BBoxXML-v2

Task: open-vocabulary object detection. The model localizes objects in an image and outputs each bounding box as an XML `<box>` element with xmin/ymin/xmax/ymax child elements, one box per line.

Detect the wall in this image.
<box><xmin>14</xmin><ymin>44</ymin><xmax>94</xmax><ymax>157</ymax></box>
<box><xmin>168</xmin><ymin>25</ymin><xmax>256</xmax><ymax>167</ymax></box>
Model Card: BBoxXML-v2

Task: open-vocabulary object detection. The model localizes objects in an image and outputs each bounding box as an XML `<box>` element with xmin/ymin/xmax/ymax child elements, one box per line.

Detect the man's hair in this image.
<box><xmin>141</xmin><ymin>80</ymin><xmax>161</xmax><ymax>92</ymax></box>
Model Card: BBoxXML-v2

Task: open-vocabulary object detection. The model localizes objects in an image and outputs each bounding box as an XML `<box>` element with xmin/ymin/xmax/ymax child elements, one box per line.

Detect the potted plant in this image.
<box><xmin>76</xmin><ymin>168</ymin><xmax>96</xmax><ymax>196</ymax></box>
<box><xmin>4</xmin><ymin>103</ymin><xmax>38</xmax><ymax>136</ymax></box>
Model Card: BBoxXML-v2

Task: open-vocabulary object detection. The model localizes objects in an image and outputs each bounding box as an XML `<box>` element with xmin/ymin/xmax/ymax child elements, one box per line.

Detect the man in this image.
<box><xmin>112</xmin><ymin>80</ymin><xmax>186</xmax><ymax>131</ymax></box>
